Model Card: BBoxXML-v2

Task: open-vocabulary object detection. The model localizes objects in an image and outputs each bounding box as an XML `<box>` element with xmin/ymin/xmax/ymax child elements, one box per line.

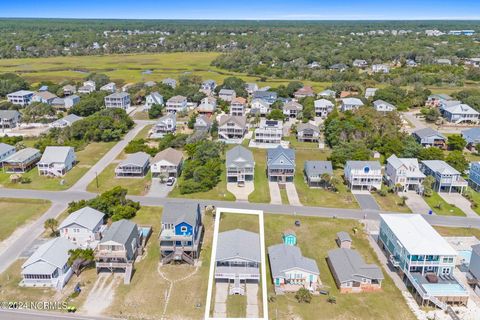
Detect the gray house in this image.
<box><xmin>219</xmin><ymin>89</ymin><xmax>236</xmax><ymax>102</ymax></box>
<box><xmin>0</xmin><ymin>143</ymin><xmax>15</xmax><ymax>164</ymax></box>
<box><xmin>304</xmin><ymin>160</ymin><xmax>333</xmax><ymax>187</ymax></box>
<box><xmin>21</xmin><ymin>237</ymin><xmax>77</xmax><ymax>290</ymax></box>
<box><xmin>2</xmin><ymin>147</ymin><xmax>41</xmax><ymax>173</ymax></box>
<box><xmin>0</xmin><ymin>110</ymin><xmax>21</xmax><ymax>129</ymax></box>
<box><xmin>297</xmin><ymin>123</ymin><xmax>320</xmax><ymax>142</ymax></box>
<box><xmin>49</xmin><ymin>114</ymin><xmax>83</xmax><ymax>129</ymax></box>
<box><xmin>469</xmin><ymin>244</ymin><xmax>480</xmax><ymax>286</ymax></box>
<box><xmin>151</xmin><ymin>147</ymin><xmax>183</xmax><ymax>178</ymax></box>
<box><xmin>194</xmin><ymin>115</ymin><xmax>212</xmax><ymax>132</ymax></box>
<box><xmin>327</xmin><ymin>248</ymin><xmax>384</xmax><ymax>293</ymax></box>
<box><xmin>413</xmin><ymin>128</ymin><xmax>447</xmax><ymax>148</ymax></box>
<box><xmin>115</xmin><ymin>152</ymin><xmax>150</xmax><ymax>177</ymax></box>
<box><xmin>95</xmin><ymin>219</ymin><xmax>141</xmax><ymax>284</ymax></box>
<box><xmin>373</xmin><ymin>99</ymin><xmax>396</xmax><ymax>112</ymax></box>
<box><xmin>462</xmin><ymin>127</ymin><xmax>480</xmax><ymax>148</ymax></box>
<box><xmin>340</xmin><ymin>98</ymin><xmax>364</xmax><ymax>112</ymax></box>
<box><xmin>440</xmin><ymin>103</ymin><xmax>479</xmax><ymax>124</ymax></box>
<box><xmin>267</xmin><ymin>146</ymin><xmax>295</xmax><ymax>183</ymax></box>
<box><xmin>420</xmin><ymin>160</ymin><xmax>468</xmax><ymax>193</ymax></box>
<box><xmin>37</xmin><ymin>146</ymin><xmax>76</xmax><ymax>177</ymax></box>
<box><xmin>226</xmin><ymin>145</ymin><xmax>254</xmax><ymax>185</ymax></box>
<box><xmin>215</xmin><ymin>229</ymin><xmax>261</xmax><ymax>295</ymax></box>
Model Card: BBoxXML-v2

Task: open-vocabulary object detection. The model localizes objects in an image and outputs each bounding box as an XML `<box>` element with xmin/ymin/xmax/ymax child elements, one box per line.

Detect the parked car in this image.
<box><xmin>166</xmin><ymin>177</ymin><xmax>175</xmax><ymax>186</ymax></box>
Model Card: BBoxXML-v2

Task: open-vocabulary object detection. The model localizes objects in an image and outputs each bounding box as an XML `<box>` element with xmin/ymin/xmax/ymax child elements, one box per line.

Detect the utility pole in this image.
<box><xmin>95</xmin><ymin>171</ymin><xmax>99</xmax><ymax>188</ymax></box>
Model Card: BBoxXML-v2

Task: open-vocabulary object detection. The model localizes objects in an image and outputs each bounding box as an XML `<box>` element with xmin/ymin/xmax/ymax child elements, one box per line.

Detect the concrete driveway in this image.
<box><xmin>285</xmin><ymin>182</ymin><xmax>302</xmax><ymax>206</ymax></box>
<box><xmin>404</xmin><ymin>191</ymin><xmax>432</xmax><ymax>214</ymax></box>
<box><xmin>213</xmin><ymin>283</ymin><xmax>228</xmax><ymax>318</ymax></box>
<box><xmin>227</xmin><ymin>181</ymin><xmax>254</xmax><ymax>201</ymax></box>
<box><xmin>268</xmin><ymin>182</ymin><xmax>282</xmax><ymax>205</ymax></box>
<box><xmin>147</xmin><ymin>178</ymin><xmax>174</xmax><ymax>197</ymax></box>
<box><xmin>246</xmin><ymin>283</ymin><xmax>259</xmax><ymax>318</ymax></box>
<box><xmin>438</xmin><ymin>193</ymin><xmax>478</xmax><ymax>217</ymax></box>
<box><xmin>352</xmin><ymin>191</ymin><xmax>380</xmax><ymax>210</ymax></box>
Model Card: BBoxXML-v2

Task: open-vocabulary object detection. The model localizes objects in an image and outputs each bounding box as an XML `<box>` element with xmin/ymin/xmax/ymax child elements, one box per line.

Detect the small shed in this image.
<box><xmin>336</xmin><ymin>231</ymin><xmax>352</xmax><ymax>249</ymax></box>
<box><xmin>282</xmin><ymin>230</ymin><xmax>297</xmax><ymax>246</ymax></box>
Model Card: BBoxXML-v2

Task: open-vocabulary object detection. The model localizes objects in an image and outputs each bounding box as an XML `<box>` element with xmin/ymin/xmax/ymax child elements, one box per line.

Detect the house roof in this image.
<box><xmin>373</xmin><ymin>99</ymin><xmax>396</xmax><ymax>109</ymax></box>
<box><xmin>216</xmin><ymin>229</ymin><xmax>260</xmax><ymax>263</ymax></box>
<box><xmin>337</xmin><ymin>231</ymin><xmax>352</xmax><ymax>243</ymax></box>
<box><xmin>319</xmin><ymin>89</ymin><xmax>336</xmax><ymax>96</ymax></box>
<box><xmin>231</xmin><ymin>97</ymin><xmax>247</xmax><ymax>105</ymax></box>
<box><xmin>226</xmin><ymin>146</ymin><xmax>254</xmax><ymax>169</ymax></box>
<box><xmin>0</xmin><ymin>143</ymin><xmax>15</xmax><ymax>155</ymax></box>
<box><xmin>421</xmin><ymin>160</ymin><xmax>460</xmax><ymax>175</ymax></box>
<box><xmin>304</xmin><ymin>160</ymin><xmax>333</xmax><ymax>177</ymax></box>
<box><xmin>148</xmin><ymin>92</ymin><xmax>163</xmax><ymax>104</ymax></box>
<box><xmin>59</xmin><ymin>114</ymin><xmax>83</xmax><ymax>124</ymax></box>
<box><xmin>100</xmin><ymin>219</ymin><xmax>138</xmax><ymax>246</ymax></box>
<box><xmin>267</xmin><ymin>146</ymin><xmax>295</xmax><ymax>169</ymax></box>
<box><xmin>442</xmin><ymin>103</ymin><xmax>479</xmax><ymax>115</ymax></box>
<box><xmin>34</xmin><ymin>91</ymin><xmax>57</xmax><ymax>100</ymax></box>
<box><xmin>106</xmin><ymin>92</ymin><xmax>129</xmax><ymax>99</ymax></box>
<box><xmin>294</xmin><ymin>86</ymin><xmax>314</xmax><ymax>96</ymax></box>
<box><xmin>327</xmin><ymin>248</ymin><xmax>384</xmax><ymax>283</ymax></box>
<box><xmin>462</xmin><ymin>127</ymin><xmax>480</xmax><ymax>144</ymax></box>
<box><xmin>387</xmin><ymin>155</ymin><xmax>425</xmax><ymax>178</ymax></box>
<box><xmin>380</xmin><ymin>214</ymin><xmax>457</xmax><ymax>256</ymax></box>
<box><xmin>472</xmin><ymin>244</ymin><xmax>480</xmax><ymax>256</ymax></box>
<box><xmin>39</xmin><ymin>146</ymin><xmax>74</xmax><ymax>164</ymax></box>
<box><xmin>284</xmin><ymin>101</ymin><xmax>303</xmax><ymax>111</ymax></box>
<box><xmin>152</xmin><ymin>147</ymin><xmax>183</xmax><ymax>166</ymax></box>
<box><xmin>219</xmin><ymin>115</ymin><xmax>246</xmax><ymax>128</ymax></box>
<box><xmin>22</xmin><ymin>237</ymin><xmax>76</xmax><ymax>274</ymax></box>
<box><xmin>314</xmin><ymin>99</ymin><xmax>334</xmax><ymax>108</ymax></box>
<box><xmin>219</xmin><ymin>88</ymin><xmax>235</xmax><ymax>96</ymax></box>
<box><xmin>346</xmin><ymin>160</ymin><xmax>381</xmax><ymax>171</ymax></box>
<box><xmin>162</xmin><ymin>202</ymin><xmax>199</xmax><ymax>227</ymax></box>
<box><xmin>413</xmin><ymin>127</ymin><xmax>446</xmax><ymax>140</ymax></box>
<box><xmin>157</xmin><ymin>113</ymin><xmax>176</xmax><ymax>124</ymax></box>
<box><xmin>119</xmin><ymin>152</ymin><xmax>150</xmax><ymax>167</ymax></box>
<box><xmin>167</xmin><ymin>95</ymin><xmax>187</xmax><ymax>103</ymax></box>
<box><xmin>59</xmin><ymin>206</ymin><xmax>104</xmax><ymax>230</ymax></box>
<box><xmin>253</xmin><ymin>91</ymin><xmax>277</xmax><ymax>100</ymax></box>
<box><xmin>268</xmin><ymin>244</ymin><xmax>319</xmax><ymax>278</ymax></box>
<box><xmin>195</xmin><ymin>115</ymin><xmax>212</xmax><ymax>126</ymax></box>
<box><xmin>297</xmin><ymin>123</ymin><xmax>319</xmax><ymax>134</ymax></box>
<box><xmin>4</xmin><ymin>147</ymin><xmax>40</xmax><ymax>163</ymax></box>
<box><xmin>51</xmin><ymin>97</ymin><xmax>65</xmax><ymax>106</ymax></box>
<box><xmin>8</xmin><ymin>90</ymin><xmax>34</xmax><ymax>96</ymax></box>
<box><xmin>341</xmin><ymin>98</ymin><xmax>364</xmax><ymax>106</ymax></box>
<box><xmin>0</xmin><ymin>110</ymin><xmax>21</xmax><ymax>120</ymax></box>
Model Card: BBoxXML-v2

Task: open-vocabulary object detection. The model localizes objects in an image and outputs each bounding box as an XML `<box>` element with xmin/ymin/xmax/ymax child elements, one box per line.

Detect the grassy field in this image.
<box><xmin>372</xmin><ymin>192</ymin><xmax>412</xmax><ymax>213</ymax></box>
<box><xmin>248</xmin><ymin>148</ymin><xmax>271</xmax><ymax>203</ymax></box>
<box><xmin>423</xmin><ymin>192</ymin><xmax>466</xmax><ymax>216</ymax></box>
<box><xmin>219</xmin><ymin>212</ymin><xmax>260</xmax><ymax>233</ymax></box>
<box><xmin>0</xmin><ymin>52</ymin><xmax>331</xmax><ymax>91</ymax></box>
<box><xmin>0</xmin><ymin>198</ymin><xmax>51</xmax><ymax>241</ymax></box>
<box><xmin>263</xmin><ymin>214</ymin><xmax>416</xmax><ymax>320</ymax></box>
<box><xmin>434</xmin><ymin>226</ymin><xmax>480</xmax><ymax>238</ymax></box>
<box><xmin>464</xmin><ymin>189</ymin><xmax>480</xmax><ymax>216</ymax></box>
<box><xmin>226</xmin><ymin>295</ymin><xmax>247</xmax><ymax>318</ymax></box>
<box><xmin>279</xmin><ymin>187</ymin><xmax>289</xmax><ymax>205</ymax></box>
<box><xmin>0</xmin><ymin>141</ymin><xmax>115</xmax><ymax>191</ymax></box>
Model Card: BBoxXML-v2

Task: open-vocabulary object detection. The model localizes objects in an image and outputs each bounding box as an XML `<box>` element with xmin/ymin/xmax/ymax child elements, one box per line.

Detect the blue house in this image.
<box><xmin>469</xmin><ymin>162</ymin><xmax>480</xmax><ymax>191</ymax></box>
<box><xmin>282</xmin><ymin>230</ymin><xmax>297</xmax><ymax>246</ymax></box>
<box><xmin>462</xmin><ymin>127</ymin><xmax>480</xmax><ymax>149</ymax></box>
<box><xmin>160</xmin><ymin>202</ymin><xmax>203</xmax><ymax>265</ymax></box>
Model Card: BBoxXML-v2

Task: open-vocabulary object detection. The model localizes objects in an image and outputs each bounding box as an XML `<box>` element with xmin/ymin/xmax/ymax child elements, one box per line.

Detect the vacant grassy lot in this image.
<box><xmin>423</xmin><ymin>192</ymin><xmax>466</xmax><ymax>216</ymax></box>
<box><xmin>108</xmin><ymin>205</ymin><xmax>213</xmax><ymax>320</ymax></box>
<box><xmin>0</xmin><ymin>141</ymin><xmax>115</xmax><ymax>191</ymax></box>
<box><xmin>372</xmin><ymin>193</ymin><xmax>412</xmax><ymax>213</ymax></box>
<box><xmin>0</xmin><ymin>53</ymin><xmax>331</xmax><ymax>91</ymax></box>
<box><xmin>0</xmin><ymin>198</ymin><xmax>51</xmax><ymax>241</ymax></box>
<box><xmin>248</xmin><ymin>148</ymin><xmax>271</xmax><ymax>203</ymax></box>
<box><xmin>263</xmin><ymin>214</ymin><xmax>416</xmax><ymax>320</ymax></box>
<box><xmin>227</xmin><ymin>295</ymin><xmax>246</xmax><ymax>318</ymax></box>
<box><xmin>219</xmin><ymin>212</ymin><xmax>260</xmax><ymax>233</ymax></box>
<box><xmin>434</xmin><ymin>226</ymin><xmax>480</xmax><ymax>238</ymax></box>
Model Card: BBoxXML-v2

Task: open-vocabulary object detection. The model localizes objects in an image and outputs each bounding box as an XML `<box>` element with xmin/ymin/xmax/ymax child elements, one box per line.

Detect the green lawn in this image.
<box><xmin>279</xmin><ymin>187</ymin><xmax>289</xmax><ymax>205</ymax></box>
<box><xmin>0</xmin><ymin>141</ymin><xmax>115</xmax><ymax>191</ymax></box>
<box><xmin>86</xmin><ymin>163</ymin><xmax>152</xmax><ymax>196</ymax></box>
<box><xmin>434</xmin><ymin>226</ymin><xmax>480</xmax><ymax>238</ymax></box>
<box><xmin>219</xmin><ymin>212</ymin><xmax>260</xmax><ymax>233</ymax></box>
<box><xmin>168</xmin><ymin>167</ymin><xmax>236</xmax><ymax>201</ymax></box>
<box><xmin>264</xmin><ymin>214</ymin><xmax>416</xmax><ymax>320</ymax></box>
<box><xmin>372</xmin><ymin>193</ymin><xmax>412</xmax><ymax>213</ymax></box>
<box><xmin>423</xmin><ymin>192</ymin><xmax>466</xmax><ymax>216</ymax></box>
<box><xmin>463</xmin><ymin>189</ymin><xmax>480</xmax><ymax>216</ymax></box>
<box><xmin>248</xmin><ymin>148</ymin><xmax>271</xmax><ymax>203</ymax></box>
<box><xmin>0</xmin><ymin>198</ymin><xmax>51</xmax><ymax>241</ymax></box>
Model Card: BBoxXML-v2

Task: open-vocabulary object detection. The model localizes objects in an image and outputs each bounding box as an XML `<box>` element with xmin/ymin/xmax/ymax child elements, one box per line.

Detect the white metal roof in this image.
<box><xmin>380</xmin><ymin>214</ymin><xmax>457</xmax><ymax>256</ymax></box>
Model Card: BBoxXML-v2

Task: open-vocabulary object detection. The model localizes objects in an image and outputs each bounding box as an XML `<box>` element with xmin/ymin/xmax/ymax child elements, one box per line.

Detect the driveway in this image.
<box><xmin>268</xmin><ymin>181</ymin><xmax>282</xmax><ymax>205</ymax></box>
<box><xmin>147</xmin><ymin>178</ymin><xmax>174</xmax><ymax>197</ymax></box>
<box><xmin>227</xmin><ymin>181</ymin><xmax>254</xmax><ymax>201</ymax></box>
<box><xmin>404</xmin><ymin>191</ymin><xmax>432</xmax><ymax>215</ymax></box>
<box><xmin>438</xmin><ymin>193</ymin><xmax>478</xmax><ymax>217</ymax></box>
<box><xmin>246</xmin><ymin>283</ymin><xmax>259</xmax><ymax>318</ymax></box>
<box><xmin>213</xmin><ymin>283</ymin><xmax>228</xmax><ymax>318</ymax></box>
<box><xmin>83</xmin><ymin>273</ymin><xmax>121</xmax><ymax>316</ymax></box>
<box><xmin>352</xmin><ymin>191</ymin><xmax>380</xmax><ymax>210</ymax></box>
<box><xmin>285</xmin><ymin>182</ymin><xmax>302</xmax><ymax>206</ymax></box>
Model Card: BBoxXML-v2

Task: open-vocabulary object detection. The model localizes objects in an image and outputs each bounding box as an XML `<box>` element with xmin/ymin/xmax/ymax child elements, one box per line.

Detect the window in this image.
<box><xmin>180</xmin><ymin>226</ymin><xmax>187</xmax><ymax>233</ymax></box>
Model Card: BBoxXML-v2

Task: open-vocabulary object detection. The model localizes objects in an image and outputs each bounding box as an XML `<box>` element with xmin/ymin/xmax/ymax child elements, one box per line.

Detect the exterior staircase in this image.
<box><xmin>124</xmin><ymin>263</ymin><xmax>133</xmax><ymax>284</ymax></box>
<box><xmin>229</xmin><ymin>275</ymin><xmax>245</xmax><ymax>295</ymax></box>
<box><xmin>161</xmin><ymin>248</ymin><xmax>194</xmax><ymax>265</ymax></box>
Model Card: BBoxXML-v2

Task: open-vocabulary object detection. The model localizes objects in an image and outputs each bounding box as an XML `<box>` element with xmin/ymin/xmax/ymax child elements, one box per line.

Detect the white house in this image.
<box><xmin>20</xmin><ymin>237</ymin><xmax>77</xmax><ymax>290</ymax></box>
<box><xmin>344</xmin><ymin>160</ymin><xmax>382</xmax><ymax>190</ymax></box>
<box><xmin>144</xmin><ymin>92</ymin><xmax>164</xmax><ymax>110</ymax></box>
<box><xmin>7</xmin><ymin>90</ymin><xmax>34</xmax><ymax>106</ymax></box>
<box><xmin>49</xmin><ymin>114</ymin><xmax>83</xmax><ymax>129</ymax></box>
<box><xmin>104</xmin><ymin>92</ymin><xmax>131</xmax><ymax>110</ymax></box>
<box><xmin>78</xmin><ymin>80</ymin><xmax>96</xmax><ymax>94</ymax></box>
<box><xmin>314</xmin><ymin>99</ymin><xmax>334</xmax><ymax>118</ymax></box>
<box><xmin>162</xmin><ymin>78</ymin><xmax>177</xmax><ymax>88</ymax></box>
<box><xmin>365</xmin><ymin>88</ymin><xmax>378</xmax><ymax>99</ymax></box>
<box><xmin>372</xmin><ymin>64</ymin><xmax>390</xmax><ymax>73</ymax></box>
<box><xmin>197</xmin><ymin>96</ymin><xmax>217</xmax><ymax>114</ymax></box>
<box><xmin>340</xmin><ymin>98</ymin><xmax>364</xmax><ymax>112</ymax></box>
<box><xmin>230</xmin><ymin>97</ymin><xmax>247</xmax><ymax>116</ymax></box>
<box><xmin>150</xmin><ymin>113</ymin><xmax>176</xmax><ymax>138</ymax></box>
<box><xmin>373</xmin><ymin>99</ymin><xmax>396</xmax><ymax>112</ymax></box>
<box><xmin>166</xmin><ymin>95</ymin><xmax>187</xmax><ymax>113</ymax></box>
<box><xmin>100</xmin><ymin>82</ymin><xmax>116</xmax><ymax>93</ymax></box>
<box><xmin>440</xmin><ymin>103</ymin><xmax>479</xmax><ymax>124</ymax></box>
<box><xmin>151</xmin><ymin>147</ymin><xmax>184</xmax><ymax>178</ymax></box>
<box><xmin>384</xmin><ymin>155</ymin><xmax>425</xmax><ymax>192</ymax></box>
<box><xmin>218</xmin><ymin>89</ymin><xmax>236</xmax><ymax>102</ymax></box>
<box><xmin>283</xmin><ymin>101</ymin><xmax>303</xmax><ymax>118</ymax></box>
<box><xmin>253</xmin><ymin>119</ymin><xmax>283</xmax><ymax>146</ymax></box>
<box><xmin>250</xmin><ymin>98</ymin><xmax>270</xmax><ymax>116</ymax></box>
<box><xmin>218</xmin><ymin>115</ymin><xmax>247</xmax><ymax>143</ymax></box>
<box><xmin>37</xmin><ymin>146</ymin><xmax>76</xmax><ymax>177</ymax></box>
<box><xmin>59</xmin><ymin>206</ymin><xmax>105</xmax><ymax>248</ymax></box>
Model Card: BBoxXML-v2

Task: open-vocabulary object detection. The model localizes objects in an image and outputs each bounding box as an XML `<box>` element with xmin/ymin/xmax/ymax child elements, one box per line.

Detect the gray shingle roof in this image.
<box><xmin>346</xmin><ymin>160</ymin><xmax>381</xmax><ymax>171</ymax></box>
<box><xmin>106</xmin><ymin>92</ymin><xmax>129</xmax><ymax>99</ymax></box>
<box><xmin>413</xmin><ymin>127</ymin><xmax>446</xmax><ymax>140</ymax></box>
<box><xmin>162</xmin><ymin>202</ymin><xmax>200</xmax><ymax>227</ymax></box>
<box><xmin>0</xmin><ymin>110</ymin><xmax>21</xmax><ymax>120</ymax></box>
<box><xmin>216</xmin><ymin>229</ymin><xmax>260</xmax><ymax>263</ymax></box>
<box><xmin>328</xmin><ymin>248</ymin><xmax>384</xmax><ymax>283</ymax></box>
<box><xmin>152</xmin><ymin>147</ymin><xmax>183</xmax><ymax>166</ymax></box>
<box><xmin>100</xmin><ymin>220</ymin><xmax>139</xmax><ymax>260</ymax></box>
<box><xmin>304</xmin><ymin>161</ymin><xmax>333</xmax><ymax>177</ymax></box>
<box><xmin>373</xmin><ymin>99</ymin><xmax>395</xmax><ymax>109</ymax></box>
<box><xmin>59</xmin><ymin>206</ymin><xmax>105</xmax><ymax>230</ymax></box>
<box><xmin>119</xmin><ymin>152</ymin><xmax>150</xmax><ymax>167</ymax></box>
<box><xmin>267</xmin><ymin>146</ymin><xmax>295</xmax><ymax>170</ymax></box>
<box><xmin>297</xmin><ymin>123</ymin><xmax>320</xmax><ymax>134</ymax></box>
<box><xmin>336</xmin><ymin>231</ymin><xmax>352</xmax><ymax>243</ymax></box>
<box><xmin>226</xmin><ymin>146</ymin><xmax>254</xmax><ymax>169</ymax></box>
<box><xmin>462</xmin><ymin>127</ymin><xmax>480</xmax><ymax>144</ymax></box>
<box><xmin>0</xmin><ymin>143</ymin><xmax>15</xmax><ymax>155</ymax></box>
<box><xmin>268</xmin><ymin>243</ymin><xmax>319</xmax><ymax>278</ymax></box>
<box><xmin>219</xmin><ymin>115</ymin><xmax>247</xmax><ymax>127</ymax></box>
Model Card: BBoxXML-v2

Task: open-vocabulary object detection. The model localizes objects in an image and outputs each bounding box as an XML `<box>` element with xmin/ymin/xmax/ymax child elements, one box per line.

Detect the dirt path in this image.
<box><xmin>82</xmin><ymin>273</ymin><xmax>120</xmax><ymax>316</ymax></box>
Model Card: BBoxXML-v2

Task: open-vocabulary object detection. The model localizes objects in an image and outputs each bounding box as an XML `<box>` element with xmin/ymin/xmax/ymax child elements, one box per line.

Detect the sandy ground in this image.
<box><xmin>82</xmin><ymin>273</ymin><xmax>121</xmax><ymax>316</ymax></box>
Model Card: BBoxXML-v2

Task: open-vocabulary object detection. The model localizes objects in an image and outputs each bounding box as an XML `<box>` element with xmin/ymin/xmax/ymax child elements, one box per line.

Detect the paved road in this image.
<box><xmin>69</xmin><ymin>121</ymin><xmax>150</xmax><ymax>192</ymax></box>
<box><xmin>0</xmin><ymin>309</ymin><xmax>119</xmax><ymax>320</ymax></box>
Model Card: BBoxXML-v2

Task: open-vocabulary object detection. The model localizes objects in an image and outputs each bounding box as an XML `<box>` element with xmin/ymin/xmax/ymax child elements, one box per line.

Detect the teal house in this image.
<box><xmin>282</xmin><ymin>230</ymin><xmax>297</xmax><ymax>246</ymax></box>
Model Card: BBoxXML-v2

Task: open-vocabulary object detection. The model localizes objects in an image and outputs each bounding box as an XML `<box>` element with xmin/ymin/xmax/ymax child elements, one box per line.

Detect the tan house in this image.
<box><xmin>151</xmin><ymin>148</ymin><xmax>183</xmax><ymax>178</ymax></box>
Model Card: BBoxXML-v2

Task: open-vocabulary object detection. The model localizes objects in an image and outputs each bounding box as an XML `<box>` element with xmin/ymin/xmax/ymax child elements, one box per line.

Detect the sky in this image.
<box><xmin>1</xmin><ymin>0</ymin><xmax>480</xmax><ymax>20</ymax></box>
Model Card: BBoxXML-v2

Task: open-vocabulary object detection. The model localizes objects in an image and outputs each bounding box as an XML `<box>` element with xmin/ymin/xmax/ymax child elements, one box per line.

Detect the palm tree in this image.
<box><xmin>320</xmin><ymin>173</ymin><xmax>331</xmax><ymax>189</ymax></box>
<box><xmin>44</xmin><ymin>218</ymin><xmax>58</xmax><ymax>236</ymax></box>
